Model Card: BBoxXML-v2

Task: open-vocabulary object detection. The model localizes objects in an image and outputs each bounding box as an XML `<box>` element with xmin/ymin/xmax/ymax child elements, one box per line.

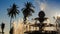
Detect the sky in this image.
<box><xmin>0</xmin><ymin>0</ymin><xmax>60</xmax><ymax>34</ymax></box>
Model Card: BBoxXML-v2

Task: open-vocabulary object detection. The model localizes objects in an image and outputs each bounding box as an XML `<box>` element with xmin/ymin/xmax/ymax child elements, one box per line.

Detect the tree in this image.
<box><xmin>21</xmin><ymin>2</ymin><xmax>35</xmax><ymax>24</ymax></box>
<box><xmin>35</xmin><ymin>11</ymin><xmax>48</xmax><ymax>30</ymax></box>
<box><xmin>1</xmin><ymin>22</ymin><xmax>5</xmax><ymax>34</ymax></box>
<box><xmin>9</xmin><ymin>26</ymin><xmax>14</xmax><ymax>34</ymax></box>
<box><xmin>7</xmin><ymin>3</ymin><xmax>20</xmax><ymax>28</ymax></box>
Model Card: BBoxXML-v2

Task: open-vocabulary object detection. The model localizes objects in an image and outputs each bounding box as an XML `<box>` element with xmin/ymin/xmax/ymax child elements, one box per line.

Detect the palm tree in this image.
<box><xmin>35</xmin><ymin>11</ymin><xmax>48</xmax><ymax>30</ymax></box>
<box><xmin>7</xmin><ymin>3</ymin><xmax>20</xmax><ymax>28</ymax></box>
<box><xmin>21</xmin><ymin>2</ymin><xmax>35</xmax><ymax>24</ymax></box>
<box><xmin>9</xmin><ymin>26</ymin><xmax>14</xmax><ymax>34</ymax></box>
<box><xmin>1</xmin><ymin>22</ymin><xmax>5</xmax><ymax>34</ymax></box>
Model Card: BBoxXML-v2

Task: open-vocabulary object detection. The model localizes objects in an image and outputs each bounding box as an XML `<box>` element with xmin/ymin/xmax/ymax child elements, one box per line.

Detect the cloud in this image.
<box><xmin>35</xmin><ymin>0</ymin><xmax>47</xmax><ymax>11</ymax></box>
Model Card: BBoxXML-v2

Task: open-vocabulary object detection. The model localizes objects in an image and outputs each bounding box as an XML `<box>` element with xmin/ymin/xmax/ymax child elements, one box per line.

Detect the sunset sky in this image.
<box><xmin>0</xmin><ymin>0</ymin><xmax>60</xmax><ymax>34</ymax></box>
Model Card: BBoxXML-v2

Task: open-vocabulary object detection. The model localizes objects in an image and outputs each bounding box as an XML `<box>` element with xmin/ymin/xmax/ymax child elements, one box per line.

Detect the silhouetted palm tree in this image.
<box><xmin>1</xmin><ymin>22</ymin><xmax>5</xmax><ymax>34</ymax></box>
<box><xmin>21</xmin><ymin>2</ymin><xmax>35</xmax><ymax>24</ymax></box>
<box><xmin>9</xmin><ymin>26</ymin><xmax>14</xmax><ymax>34</ymax></box>
<box><xmin>35</xmin><ymin>11</ymin><xmax>48</xmax><ymax>30</ymax></box>
<box><xmin>7</xmin><ymin>3</ymin><xmax>20</xmax><ymax>28</ymax></box>
<box><xmin>38</xmin><ymin>11</ymin><xmax>47</xmax><ymax>23</ymax></box>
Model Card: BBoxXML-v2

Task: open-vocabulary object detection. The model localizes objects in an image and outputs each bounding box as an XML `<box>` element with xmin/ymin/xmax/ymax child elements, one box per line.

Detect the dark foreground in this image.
<box><xmin>25</xmin><ymin>31</ymin><xmax>58</xmax><ymax>34</ymax></box>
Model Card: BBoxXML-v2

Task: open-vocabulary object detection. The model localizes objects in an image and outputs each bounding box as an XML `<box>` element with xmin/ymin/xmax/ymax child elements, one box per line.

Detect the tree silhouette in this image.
<box><xmin>7</xmin><ymin>3</ymin><xmax>20</xmax><ymax>28</ymax></box>
<box><xmin>21</xmin><ymin>2</ymin><xmax>35</xmax><ymax>24</ymax></box>
<box><xmin>1</xmin><ymin>22</ymin><xmax>5</xmax><ymax>34</ymax></box>
<box><xmin>38</xmin><ymin>11</ymin><xmax>46</xmax><ymax>23</ymax></box>
<box><xmin>9</xmin><ymin>27</ymin><xmax>14</xmax><ymax>34</ymax></box>
<box><xmin>35</xmin><ymin>11</ymin><xmax>48</xmax><ymax>30</ymax></box>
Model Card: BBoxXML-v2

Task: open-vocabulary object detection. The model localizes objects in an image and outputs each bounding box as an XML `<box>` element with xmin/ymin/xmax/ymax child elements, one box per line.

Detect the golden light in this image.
<box><xmin>54</xmin><ymin>13</ymin><xmax>60</xmax><ymax>19</ymax></box>
<box><xmin>40</xmin><ymin>2</ymin><xmax>46</xmax><ymax>10</ymax></box>
<box><xmin>47</xmin><ymin>19</ymin><xmax>50</xmax><ymax>23</ymax></box>
<box><xmin>57</xmin><ymin>14</ymin><xmax>60</xmax><ymax>17</ymax></box>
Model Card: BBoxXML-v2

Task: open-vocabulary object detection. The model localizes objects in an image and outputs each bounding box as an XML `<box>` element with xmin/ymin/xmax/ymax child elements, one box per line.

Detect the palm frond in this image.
<box><xmin>7</xmin><ymin>3</ymin><xmax>20</xmax><ymax>18</ymax></box>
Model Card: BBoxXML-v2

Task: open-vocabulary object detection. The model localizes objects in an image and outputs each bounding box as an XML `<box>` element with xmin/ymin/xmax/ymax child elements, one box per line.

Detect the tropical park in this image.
<box><xmin>0</xmin><ymin>0</ymin><xmax>60</xmax><ymax>34</ymax></box>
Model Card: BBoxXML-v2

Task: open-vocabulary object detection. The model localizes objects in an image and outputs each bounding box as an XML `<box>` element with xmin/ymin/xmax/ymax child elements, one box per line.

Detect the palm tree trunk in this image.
<box><xmin>24</xmin><ymin>17</ymin><xmax>27</xmax><ymax>24</ymax></box>
<box><xmin>10</xmin><ymin>18</ymin><xmax>12</xmax><ymax>29</ymax></box>
<box><xmin>2</xmin><ymin>29</ymin><xmax>4</xmax><ymax>34</ymax></box>
<box><xmin>2</xmin><ymin>29</ymin><xmax>3</xmax><ymax>34</ymax></box>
